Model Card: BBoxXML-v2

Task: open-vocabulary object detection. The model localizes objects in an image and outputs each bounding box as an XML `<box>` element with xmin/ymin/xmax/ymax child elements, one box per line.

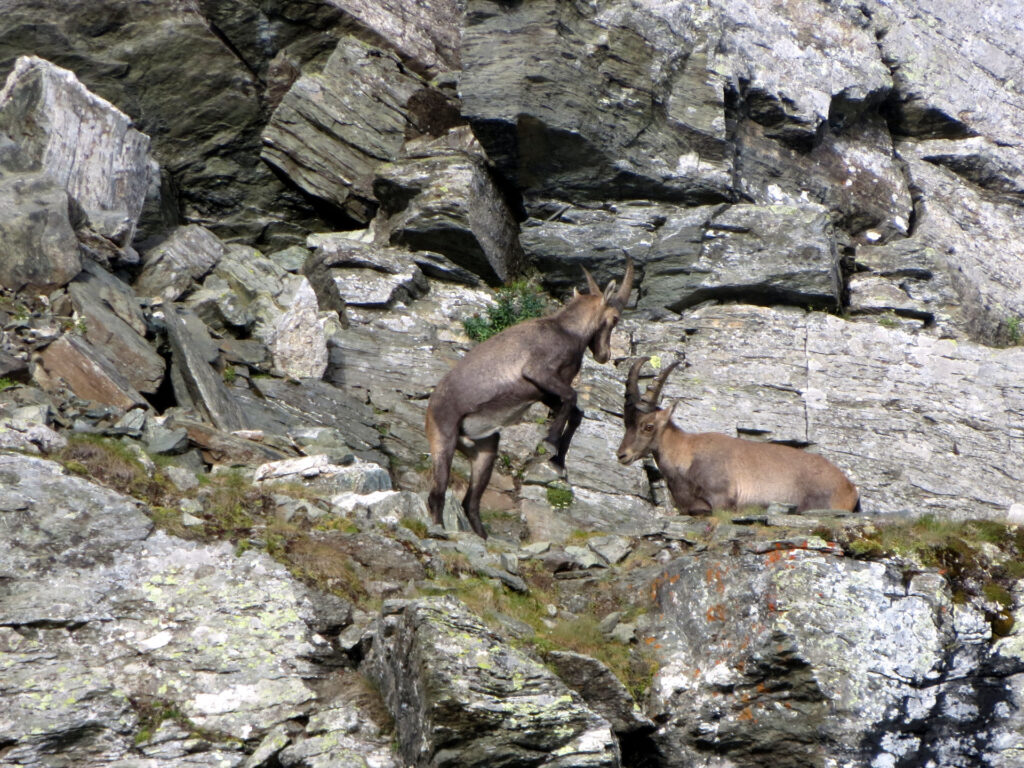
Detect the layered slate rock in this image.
<box><xmin>0</xmin><ymin>56</ymin><xmax>151</xmax><ymax>245</ymax></box>
<box><xmin>68</xmin><ymin>260</ymin><xmax>164</xmax><ymax>394</ymax></box>
<box><xmin>521</xmin><ymin>202</ymin><xmax>842</xmax><ymax>312</ymax></box>
<box><xmin>263</xmin><ymin>35</ymin><xmax>454</xmax><ymax>224</ymax></box>
<box><xmin>373</xmin><ymin>131</ymin><xmax>525</xmax><ymax>284</ymax></box>
<box><xmin>33</xmin><ymin>333</ymin><xmax>148</xmax><ymax>411</ymax></box>
<box><xmin>645</xmin><ymin>546</ymin><xmax>1024</xmax><ymax>767</ymax></box>
<box><xmin>365</xmin><ymin>596</ymin><xmax>620</xmax><ymax>768</ymax></box>
<box><xmin>134</xmin><ymin>224</ymin><xmax>225</xmax><ymax>302</ymax></box>
<box><xmin>304</xmin><ymin>233</ymin><xmax>428</xmax><ymax>311</ymax></box>
<box><xmin>460</xmin><ymin>0</ymin><xmax>733</xmax><ymax>203</ymax></box>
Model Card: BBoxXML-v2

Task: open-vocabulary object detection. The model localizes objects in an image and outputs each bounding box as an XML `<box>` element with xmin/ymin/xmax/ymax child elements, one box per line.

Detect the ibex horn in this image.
<box><xmin>640</xmin><ymin>358</ymin><xmax>681</xmax><ymax>411</ymax></box>
<box><xmin>625</xmin><ymin>356</ymin><xmax>649</xmax><ymax>413</ymax></box>
<box><xmin>581</xmin><ymin>265</ymin><xmax>601</xmax><ymax>295</ymax></box>
<box><xmin>610</xmin><ymin>257</ymin><xmax>634</xmax><ymax>310</ymax></box>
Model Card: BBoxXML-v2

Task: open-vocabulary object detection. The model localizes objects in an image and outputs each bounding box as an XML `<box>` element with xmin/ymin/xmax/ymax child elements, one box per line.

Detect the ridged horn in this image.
<box><xmin>640</xmin><ymin>359</ymin><xmax>680</xmax><ymax>411</ymax></box>
<box><xmin>624</xmin><ymin>356</ymin><xmax>649</xmax><ymax>415</ymax></box>
<box><xmin>610</xmin><ymin>257</ymin><xmax>634</xmax><ymax>310</ymax></box>
<box><xmin>581</xmin><ymin>265</ymin><xmax>601</xmax><ymax>295</ymax></box>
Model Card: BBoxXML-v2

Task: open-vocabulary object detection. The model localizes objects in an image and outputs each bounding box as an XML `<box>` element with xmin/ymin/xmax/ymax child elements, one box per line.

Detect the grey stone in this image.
<box><xmin>162</xmin><ymin>303</ymin><xmax>244</xmax><ymax>433</ymax></box>
<box><xmin>547</xmin><ymin>651</ymin><xmax>655</xmax><ymax>736</ymax></box>
<box><xmin>365</xmin><ymin>596</ymin><xmax>619</xmax><ymax>767</ymax></box>
<box><xmin>0</xmin><ymin>136</ymin><xmax>80</xmax><ymax>293</ymax></box>
<box><xmin>135</xmin><ymin>225</ymin><xmax>225</xmax><ymax>301</ymax></box>
<box><xmin>262</xmin><ymin>35</ymin><xmax>445</xmax><ymax>223</ymax></box>
<box><xmin>373</xmin><ymin>139</ymin><xmax>526</xmax><ymax>285</ymax></box>
<box><xmin>0</xmin><ymin>56</ymin><xmax>151</xmax><ymax>245</ymax></box>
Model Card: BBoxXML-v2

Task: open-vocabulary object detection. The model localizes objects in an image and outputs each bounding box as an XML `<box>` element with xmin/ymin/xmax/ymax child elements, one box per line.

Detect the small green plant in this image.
<box><xmin>222</xmin><ymin>366</ymin><xmax>237</xmax><ymax>384</ymax></box>
<box><xmin>1007</xmin><ymin>316</ymin><xmax>1022</xmax><ymax>345</ymax></box>
<box><xmin>462</xmin><ymin>281</ymin><xmax>548</xmax><ymax>343</ymax></box>
<box><xmin>0</xmin><ymin>376</ymin><xmax>17</xmax><ymax>391</ymax></box>
<box><xmin>546</xmin><ymin>486</ymin><xmax>574</xmax><ymax>508</ymax></box>
<box><xmin>877</xmin><ymin>311</ymin><xmax>899</xmax><ymax>328</ymax></box>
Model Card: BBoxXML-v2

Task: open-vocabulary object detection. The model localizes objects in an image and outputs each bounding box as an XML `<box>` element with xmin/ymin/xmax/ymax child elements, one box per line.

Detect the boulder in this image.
<box><xmin>373</xmin><ymin>135</ymin><xmax>526</xmax><ymax>284</ymax></box>
<box><xmin>67</xmin><ymin>260</ymin><xmax>164</xmax><ymax>394</ymax></box>
<box><xmin>365</xmin><ymin>596</ymin><xmax>620</xmax><ymax>767</ymax></box>
<box><xmin>134</xmin><ymin>224</ymin><xmax>225</xmax><ymax>301</ymax></box>
<box><xmin>262</xmin><ymin>35</ymin><xmax>453</xmax><ymax>223</ymax></box>
<box><xmin>32</xmin><ymin>333</ymin><xmax>148</xmax><ymax>411</ymax></box>
<box><xmin>0</xmin><ymin>56</ymin><xmax>151</xmax><ymax>245</ymax></box>
<box><xmin>645</xmin><ymin>547</ymin><xmax>1024</xmax><ymax>767</ymax></box>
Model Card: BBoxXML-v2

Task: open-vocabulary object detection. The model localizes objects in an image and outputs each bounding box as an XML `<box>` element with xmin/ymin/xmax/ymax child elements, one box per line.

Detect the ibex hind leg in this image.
<box><xmin>462</xmin><ymin>433</ymin><xmax>499</xmax><ymax>539</ymax></box>
<box><xmin>426</xmin><ymin>411</ymin><xmax>457</xmax><ymax>526</ymax></box>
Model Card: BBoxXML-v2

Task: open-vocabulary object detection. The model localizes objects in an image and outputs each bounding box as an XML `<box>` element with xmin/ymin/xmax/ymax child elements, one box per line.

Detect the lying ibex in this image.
<box><xmin>426</xmin><ymin>260</ymin><xmax>634</xmax><ymax>537</ymax></box>
<box><xmin>617</xmin><ymin>357</ymin><xmax>859</xmax><ymax>513</ymax></box>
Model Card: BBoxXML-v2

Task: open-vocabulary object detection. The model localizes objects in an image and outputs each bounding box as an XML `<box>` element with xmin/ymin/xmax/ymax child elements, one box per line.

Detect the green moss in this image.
<box><xmin>400</xmin><ymin>517</ymin><xmax>429</xmax><ymax>538</ymax></box>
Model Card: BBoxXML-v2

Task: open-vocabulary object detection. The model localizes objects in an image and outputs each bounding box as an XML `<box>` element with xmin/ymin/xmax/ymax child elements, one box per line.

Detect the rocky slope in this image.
<box><xmin>1</xmin><ymin>1</ymin><xmax>1023</xmax><ymax>766</ymax></box>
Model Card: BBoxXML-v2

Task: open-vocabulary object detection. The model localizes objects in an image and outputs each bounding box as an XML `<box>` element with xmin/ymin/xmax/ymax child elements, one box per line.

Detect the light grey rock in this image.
<box><xmin>263</xmin><ymin>278</ymin><xmax>330</xmax><ymax>380</ymax></box>
<box><xmin>0</xmin><ymin>452</ymin><xmax>398</xmax><ymax>765</ymax></box>
<box><xmin>588</xmin><ymin>536</ymin><xmax>633</xmax><ymax>566</ymax></box>
<box><xmin>329</xmin><ymin>489</ymin><xmax>429</xmax><ymax>528</ymax></box>
<box><xmin>134</xmin><ymin>225</ymin><xmax>225</xmax><ymax>302</ymax></box>
<box><xmin>0</xmin><ymin>56</ymin><xmax>151</xmax><ymax>245</ymax></box>
<box><xmin>262</xmin><ymin>35</ymin><xmax>450</xmax><ymax>223</ymax></box>
<box><xmin>304</xmin><ymin>233</ymin><xmax>428</xmax><ymax>311</ymax></box>
<box><xmin>645</xmin><ymin>547</ymin><xmax>1023</xmax><ymax>767</ymax></box>
<box><xmin>255</xmin><ymin>454</ymin><xmax>391</xmax><ymax>495</ymax></box>
<box><xmin>0</xmin><ymin>134</ymin><xmax>80</xmax><ymax>293</ymax></box>
<box><xmin>365</xmin><ymin>596</ymin><xmax>620</xmax><ymax>767</ymax></box>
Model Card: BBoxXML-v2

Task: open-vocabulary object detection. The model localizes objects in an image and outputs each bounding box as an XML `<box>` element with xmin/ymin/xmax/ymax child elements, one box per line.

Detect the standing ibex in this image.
<box><xmin>618</xmin><ymin>357</ymin><xmax>859</xmax><ymax>514</ymax></box>
<box><xmin>426</xmin><ymin>260</ymin><xmax>634</xmax><ymax>538</ymax></box>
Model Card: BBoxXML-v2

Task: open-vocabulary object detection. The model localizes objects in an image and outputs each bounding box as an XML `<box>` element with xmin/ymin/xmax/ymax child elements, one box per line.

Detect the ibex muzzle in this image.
<box><xmin>426</xmin><ymin>259</ymin><xmax>634</xmax><ymax>537</ymax></box>
<box><xmin>617</xmin><ymin>357</ymin><xmax>860</xmax><ymax>514</ymax></box>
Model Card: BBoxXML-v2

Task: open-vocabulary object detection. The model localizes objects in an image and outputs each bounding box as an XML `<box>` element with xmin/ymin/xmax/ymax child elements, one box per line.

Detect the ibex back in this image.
<box><xmin>617</xmin><ymin>357</ymin><xmax>859</xmax><ymax>514</ymax></box>
<box><xmin>426</xmin><ymin>260</ymin><xmax>634</xmax><ymax>537</ymax></box>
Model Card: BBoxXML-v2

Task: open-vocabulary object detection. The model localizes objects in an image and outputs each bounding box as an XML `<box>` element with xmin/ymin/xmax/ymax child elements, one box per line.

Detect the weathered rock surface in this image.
<box><xmin>366</xmin><ymin>596</ymin><xmax>621</xmax><ymax>767</ymax></box>
<box><xmin>373</xmin><ymin>134</ymin><xmax>526</xmax><ymax>284</ymax></box>
<box><xmin>0</xmin><ymin>56</ymin><xmax>151</xmax><ymax>245</ymax></box>
<box><xmin>263</xmin><ymin>35</ymin><xmax>455</xmax><ymax>224</ymax></box>
<box><xmin>0</xmin><ymin>452</ymin><xmax>394</xmax><ymax>766</ymax></box>
<box><xmin>646</xmin><ymin>545</ymin><xmax>1024</xmax><ymax>767</ymax></box>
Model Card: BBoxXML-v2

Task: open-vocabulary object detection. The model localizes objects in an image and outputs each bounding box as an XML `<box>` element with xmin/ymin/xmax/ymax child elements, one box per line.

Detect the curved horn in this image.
<box><xmin>610</xmin><ymin>257</ymin><xmax>634</xmax><ymax>309</ymax></box>
<box><xmin>581</xmin><ymin>265</ymin><xmax>601</xmax><ymax>295</ymax></box>
<box><xmin>640</xmin><ymin>359</ymin><xmax>681</xmax><ymax>410</ymax></box>
<box><xmin>625</xmin><ymin>356</ymin><xmax>649</xmax><ymax>411</ymax></box>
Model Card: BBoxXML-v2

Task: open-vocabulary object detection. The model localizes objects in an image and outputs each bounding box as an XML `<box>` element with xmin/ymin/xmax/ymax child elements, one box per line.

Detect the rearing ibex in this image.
<box><xmin>617</xmin><ymin>357</ymin><xmax>859</xmax><ymax>514</ymax></box>
<box><xmin>426</xmin><ymin>260</ymin><xmax>634</xmax><ymax>538</ymax></box>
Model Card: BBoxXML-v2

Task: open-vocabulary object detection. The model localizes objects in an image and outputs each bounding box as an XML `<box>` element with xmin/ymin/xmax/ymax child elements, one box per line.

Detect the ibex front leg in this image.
<box><xmin>524</xmin><ymin>368</ymin><xmax>583</xmax><ymax>470</ymax></box>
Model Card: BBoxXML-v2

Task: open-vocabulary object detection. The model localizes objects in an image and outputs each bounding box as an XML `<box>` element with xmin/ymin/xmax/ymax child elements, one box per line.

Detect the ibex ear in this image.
<box><xmin>661</xmin><ymin>400</ymin><xmax>678</xmax><ymax>423</ymax></box>
<box><xmin>572</xmin><ymin>286</ymin><xmax>580</xmax><ymax>299</ymax></box>
<box><xmin>603</xmin><ymin>280</ymin><xmax>618</xmax><ymax>303</ymax></box>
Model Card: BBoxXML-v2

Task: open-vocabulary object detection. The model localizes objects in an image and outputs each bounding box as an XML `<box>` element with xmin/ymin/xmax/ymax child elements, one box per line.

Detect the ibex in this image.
<box><xmin>426</xmin><ymin>260</ymin><xmax>634</xmax><ymax>538</ymax></box>
<box><xmin>618</xmin><ymin>357</ymin><xmax>859</xmax><ymax>514</ymax></box>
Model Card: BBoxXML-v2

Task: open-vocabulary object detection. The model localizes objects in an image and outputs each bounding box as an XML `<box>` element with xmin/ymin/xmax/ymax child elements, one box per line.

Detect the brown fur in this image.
<box><xmin>617</xmin><ymin>357</ymin><xmax>859</xmax><ymax>514</ymax></box>
<box><xmin>426</xmin><ymin>260</ymin><xmax>634</xmax><ymax>537</ymax></box>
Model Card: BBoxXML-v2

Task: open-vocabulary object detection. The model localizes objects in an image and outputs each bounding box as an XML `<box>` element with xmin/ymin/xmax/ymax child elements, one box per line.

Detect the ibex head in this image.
<box><xmin>575</xmin><ymin>258</ymin><xmax>633</xmax><ymax>364</ymax></box>
<box><xmin>617</xmin><ymin>355</ymin><xmax>681</xmax><ymax>465</ymax></box>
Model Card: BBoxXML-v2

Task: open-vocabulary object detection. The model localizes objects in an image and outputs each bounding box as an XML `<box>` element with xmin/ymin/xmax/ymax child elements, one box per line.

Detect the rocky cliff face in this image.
<box><xmin>1</xmin><ymin>1</ymin><xmax>1023</xmax><ymax>766</ymax></box>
